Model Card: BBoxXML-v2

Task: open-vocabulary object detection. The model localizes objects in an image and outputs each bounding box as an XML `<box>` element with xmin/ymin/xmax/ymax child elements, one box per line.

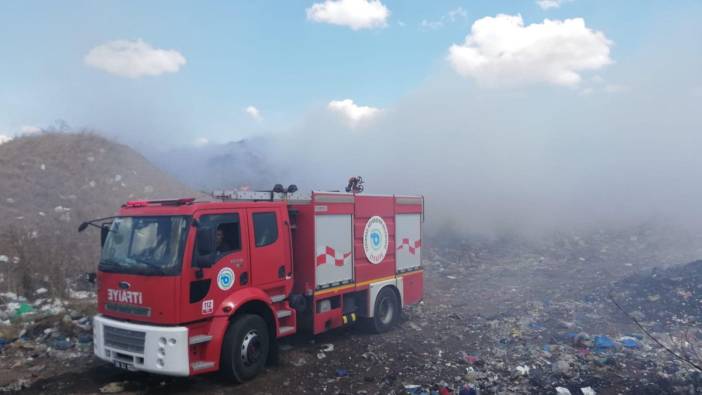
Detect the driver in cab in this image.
<box><xmin>215</xmin><ymin>227</ymin><xmax>231</xmax><ymax>256</ymax></box>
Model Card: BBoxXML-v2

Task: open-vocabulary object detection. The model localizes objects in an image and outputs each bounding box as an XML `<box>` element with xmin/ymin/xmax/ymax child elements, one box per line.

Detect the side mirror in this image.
<box><xmin>100</xmin><ymin>225</ymin><xmax>110</xmax><ymax>247</ymax></box>
<box><xmin>194</xmin><ymin>227</ymin><xmax>216</xmax><ymax>268</ymax></box>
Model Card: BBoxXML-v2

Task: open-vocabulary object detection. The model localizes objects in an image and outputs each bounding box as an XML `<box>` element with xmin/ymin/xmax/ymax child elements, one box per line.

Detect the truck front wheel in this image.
<box><xmin>220</xmin><ymin>314</ymin><xmax>270</xmax><ymax>382</ymax></box>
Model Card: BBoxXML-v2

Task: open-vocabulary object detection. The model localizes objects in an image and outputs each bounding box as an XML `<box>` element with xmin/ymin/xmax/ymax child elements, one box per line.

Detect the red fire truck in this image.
<box><xmin>80</xmin><ymin>184</ymin><xmax>423</xmax><ymax>381</ymax></box>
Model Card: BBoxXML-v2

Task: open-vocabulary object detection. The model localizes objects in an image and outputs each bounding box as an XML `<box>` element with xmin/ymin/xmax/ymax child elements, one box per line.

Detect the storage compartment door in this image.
<box><xmin>315</xmin><ymin>215</ymin><xmax>353</xmax><ymax>289</ymax></box>
<box><xmin>395</xmin><ymin>214</ymin><xmax>421</xmax><ymax>272</ymax></box>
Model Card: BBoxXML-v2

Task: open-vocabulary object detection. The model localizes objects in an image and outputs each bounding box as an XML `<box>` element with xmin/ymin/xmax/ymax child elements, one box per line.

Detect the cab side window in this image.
<box><xmin>198</xmin><ymin>213</ymin><xmax>241</xmax><ymax>255</ymax></box>
<box><xmin>253</xmin><ymin>212</ymin><xmax>278</xmax><ymax>247</ymax></box>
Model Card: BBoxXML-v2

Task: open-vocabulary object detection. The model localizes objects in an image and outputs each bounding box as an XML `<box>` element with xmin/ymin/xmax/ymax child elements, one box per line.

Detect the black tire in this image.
<box><xmin>366</xmin><ymin>287</ymin><xmax>400</xmax><ymax>333</ymax></box>
<box><xmin>220</xmin><ymin>314</ymin><xmax>270</xmax><ymax>383</ymax></box>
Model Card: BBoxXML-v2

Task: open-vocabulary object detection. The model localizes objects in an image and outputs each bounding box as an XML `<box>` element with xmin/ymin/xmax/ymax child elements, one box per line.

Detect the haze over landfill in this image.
<box><xmin>1</xmin><ymin>1</ymin><xmax>702</xmax><ymax>394</ymax></box>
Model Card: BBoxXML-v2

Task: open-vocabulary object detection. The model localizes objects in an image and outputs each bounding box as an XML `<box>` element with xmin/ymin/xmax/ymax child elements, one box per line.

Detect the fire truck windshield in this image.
<box><xmin>99</xmin><ymin>216</ymin><xmax>190</xmax><ymax>276</ymax></box>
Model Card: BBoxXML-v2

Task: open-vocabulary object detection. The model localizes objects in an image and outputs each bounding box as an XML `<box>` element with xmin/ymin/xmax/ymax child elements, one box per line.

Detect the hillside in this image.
<box><xmin>0</xmin><ymin>132</ymin><xmax>197</xmax><ymax>295</ymax></box>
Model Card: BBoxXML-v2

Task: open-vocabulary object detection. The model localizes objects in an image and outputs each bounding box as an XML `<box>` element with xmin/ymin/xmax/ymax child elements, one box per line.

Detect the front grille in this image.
<box><xmin>104</xmin><ymin>325</ymin><xmax>146</xmax><ymax>353</ymax></box>
<box><xmin>105</xmin><ymin>303</ymin><xmax>151</xmax><ymax>317</ymax></box>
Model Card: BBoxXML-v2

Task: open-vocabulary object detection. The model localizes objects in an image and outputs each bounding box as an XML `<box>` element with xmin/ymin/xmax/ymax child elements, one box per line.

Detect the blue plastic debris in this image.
<box><xmin>0</xmin><ymin>338</ymin><xmax>8</xmax><ymax>348</ymax></box>
<box><xmin>459</xmin><ymin>384</ymin><xmax>477</xmax><ymax>395</ymax></box>
<box><xmin>404</xmin><ymin>384</ymin><xmax>427</xmax><ymax>395</ymax></box>
<box><xmin>49</xmin><ymin>338</ymin><xmax>73</xmax><ymax>350</ymax></box>
<box><xmin>529</xmin><ymin>322</ymin><xmax>545</xmax><ymax>330</ymax></box>
<box><xmin>619</xmin><ymin>337</ymin><xmax>639</xmax><ymax>349</ymax></box>
<box><xmin>594</xmin><ymin>335</ymin><xmax>615</xmax><ymax>351</ymax></box>
<box><xmin>78</xmin><ymin>333</ymin><xmax>93</xmax><ymax>344</ymax></box>
<box><xmin>335</xmin><ymin>368</ymin><xmax>349</xmax><ymax>377</ymax></box>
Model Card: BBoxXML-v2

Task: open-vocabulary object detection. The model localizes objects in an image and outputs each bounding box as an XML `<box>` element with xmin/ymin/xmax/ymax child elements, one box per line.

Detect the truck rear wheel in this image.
<box><xmin>220</xmin><ymin>314</ymin><xmax>270</xmax><ymax>382</ymax></box>
<box><xmin>366</xmin><ymin>287</ymin><xmax>400</xmax><ymax>333</ymax></box>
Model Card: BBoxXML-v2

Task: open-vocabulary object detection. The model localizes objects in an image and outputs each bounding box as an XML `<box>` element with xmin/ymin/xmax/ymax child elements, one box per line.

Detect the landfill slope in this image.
<box><xmin>0</xmin><ymin>132</ymin><xmax>197</xmax><ymax>278</ymax></box>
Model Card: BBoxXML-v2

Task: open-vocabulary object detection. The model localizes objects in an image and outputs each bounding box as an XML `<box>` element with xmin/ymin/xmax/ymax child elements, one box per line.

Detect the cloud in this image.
<box><xmin>447</xmin><ymin>7</ymin><xmax>468</xmax><ymax>22</ymax></box>
<box><xmin>21</xmin><ymin>125</ymin><xmax>42</xmax><ymax>134</ymax></box>
<box><xmin>84</xmin><ymin>39</ymin><xmax>186</xmax><ymax>78</ymax></box>
<box><xmin>448</xmin><ymin>14</ymin><xmax>612</xmax><ymax>87</ymax></box>
<box><xmin>245</xmin><ymin>106</ymin><xmax>262</xmax><ymax>121</ymax></box>
<box><xmin>306</xmin><ymin>0</ymin><xmax>389</xmax><ymax>30</ymax></box>
<box><xmin>0</xmin><ymin>134</ymin><xmax>11</xmax><ymax>145</ymax></box>
<box><xmin>420</xmin><ymin>20</ymin><xmax>444</xmax><ymax>30</ymax></box>
<box><xmin>328</xmin><ymin>99</ymin><xmax>381</xmax><ymax>124</ymax></box>
<box><xmin>420</xmin><ymin>7</ymin><xmax>467</xmax><ymax>31</ymax></box>
<box><xmin>537</xmin><ymin>0</ymin><xmax>572</xmax><ymax>10</ymax></box>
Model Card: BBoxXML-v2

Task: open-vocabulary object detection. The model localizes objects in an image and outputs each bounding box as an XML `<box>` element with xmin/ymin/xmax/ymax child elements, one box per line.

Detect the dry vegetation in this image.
<box><xmin>0</xmin><ymin>132</ymin><xmax>196</xmax><ymax>296</ymax></box>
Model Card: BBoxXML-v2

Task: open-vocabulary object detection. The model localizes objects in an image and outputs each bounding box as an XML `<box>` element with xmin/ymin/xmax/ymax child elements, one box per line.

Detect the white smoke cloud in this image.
<box><xmin>84</xmin><ymin>39</ymin><xmax>186</xmax><ymax>78</ymax></box>
<box><xmin>448</xmin><ymin>14</ymin><xmax>612</xmax><ymax>87</ymax></box>
<box><xmin>21</xmin><ymin>125</ymin><xmax>41</xmax><ymax>134</ymax></box>
<box><xmin>0</xmin><ymin>134</ymin><xmax>11</xmax><ymax>145</ymax></box>
<box><xmin>193</xmin><ymin>137</ymin><xmax>209</xmax><ymax>147</ymax></box>
<box><xmin>328</xmin><ymin>99</ymin><xmax>381</xmax><ymax>124</ymax></box>
<box><xmin>306</xmin><ymin>0</ymin><xmax>390</xmax><ymax>30</ymax></box>
<box><xmin>245</xmin><ymin>106</ymin><xmax>262</xmax><ymax>121</ymax></box>
<box><xmin>259</xmin><ymin>38</ymin><xmax>702</xmax><ymax>237</ymax></box>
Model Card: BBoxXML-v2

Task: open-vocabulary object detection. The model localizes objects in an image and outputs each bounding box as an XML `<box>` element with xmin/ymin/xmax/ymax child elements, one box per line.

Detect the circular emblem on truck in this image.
<box><xmin>363</xmin><ymin>216</ymin><xmax>388</xmax><ymax>264</ymax></box>
<box><xmin>217</xmin><ymin>267</ymin><xmax>235</xmax><ymax>291</ymax></box>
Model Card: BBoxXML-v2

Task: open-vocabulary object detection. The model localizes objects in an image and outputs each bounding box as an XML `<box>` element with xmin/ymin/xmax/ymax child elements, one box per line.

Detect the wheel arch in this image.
<box><xmin>217</xmin><ymin>288</ymin><xmax>279</xmax><ymax>358</ymax></box>
<box><xmin>367</xmin><ymin>279</ymin><xmax>402</xmax><ymax>318</ymax></box>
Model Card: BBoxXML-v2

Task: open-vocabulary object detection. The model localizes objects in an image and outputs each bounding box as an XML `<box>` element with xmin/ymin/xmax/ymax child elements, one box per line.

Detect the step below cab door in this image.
<box><xmin>181</xmin><ymin>210</ymin><xmax>250</xmax><ymax>322</ymax></box>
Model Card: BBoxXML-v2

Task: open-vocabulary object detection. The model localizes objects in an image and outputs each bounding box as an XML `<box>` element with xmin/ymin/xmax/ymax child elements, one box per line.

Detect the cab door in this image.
<box><xmin>181</xmin><ymin>210</ymin><xmax>250</xmax><ymax>322</ymax></box>
<box><xmin>246</xmin><ymin>207</ymin><xmax>292</xmax><ymax>293</ymax></box>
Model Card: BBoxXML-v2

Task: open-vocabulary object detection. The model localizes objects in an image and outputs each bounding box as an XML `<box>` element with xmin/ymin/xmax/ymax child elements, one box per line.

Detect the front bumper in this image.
<box><xmin>93</xmin><ymin>314</ymin><xmax>190</xmax><ymax>376</ymax></box>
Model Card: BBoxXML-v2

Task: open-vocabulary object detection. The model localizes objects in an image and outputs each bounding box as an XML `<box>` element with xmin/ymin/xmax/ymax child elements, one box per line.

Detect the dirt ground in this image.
<box><xmin>4</xmin><ymin>229</ymin><xmax>702</xmax><ymax>394</ymax></box>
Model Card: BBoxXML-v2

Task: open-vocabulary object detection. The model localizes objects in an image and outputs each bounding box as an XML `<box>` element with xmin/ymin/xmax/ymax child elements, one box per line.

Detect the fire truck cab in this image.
<box><xmin>85</xmin><ymin>189</ymin><xmax>424</xmax><ymax>381</ymax></box>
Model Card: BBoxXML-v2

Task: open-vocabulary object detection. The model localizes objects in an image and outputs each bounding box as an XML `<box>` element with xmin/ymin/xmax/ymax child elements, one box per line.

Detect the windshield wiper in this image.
<box><xmin>99</xmin><ymin>258</ymin><xmax>122</xmax><ymax>268</ymax></box>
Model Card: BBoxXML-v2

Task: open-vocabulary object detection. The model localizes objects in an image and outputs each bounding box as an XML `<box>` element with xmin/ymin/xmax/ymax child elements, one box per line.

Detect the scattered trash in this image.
<box><xmin>555</xmin><ymin>387</ymin><xmax>572</xmax><ymax>395</ymax></box>
<box><xmin>593</xmin><ymin>335</ymin><xmax>615</xmax><ymax>351</ymax></box>
<box><xmin>320</xmin><ymin>343</ymin><xmax>334</xmax><ymax>352</ymax></box>
<box><xmin>15</xmin><ymin>303</ymin><xmax>33</xmax><ymax>317</ymax></box>
<box><xmin>335</xmin><ymin>368</ymin><xmax>348</xmax><ymax>377</ymax></box>
<box><xmin>618</xmin><ymin>336</ymin><xmax>639</xmax><ymax>349</ymax></box>
<box><xmin>459</xmin><ymin>384</ymin><xmax>477</xmax><ymax>395</ymax></box>
<box><xmin>99</xmin><ymin>381</ymin><xmax>127</xmax><ymax>393</ymax></box>
<box><xmin>49</xmin><ymin>337</ymin><xmax>73</xmax><ymax>351</ymax></box>
<box><xmin>462</xmin><ymin>352</ymin><xmax>479</xmax><ymax>364</ymax></box>
<box><xmin>580</xmin><ymin>387</ymin><xmax>596</xmax><ymax>395</ymax></box>
<box><xmin>515</xmin><ymin>365</ymin><xmax>530</xmax><ymax>375</ymax></box>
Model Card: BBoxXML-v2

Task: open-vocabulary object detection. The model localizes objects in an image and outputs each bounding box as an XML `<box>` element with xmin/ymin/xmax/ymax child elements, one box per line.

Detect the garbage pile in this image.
<box><xmin>609</xmin><ymin>260</ymin><xmax>702</xmax><ymax>331</ymax></box>
<box><xmin>0</xmin><ymin>290</ymin><xmax>95</xmax><ymax>392</ymax></box>
<box><xmin>377</xmin><ymin>246</ymin><xmax>702</xmax><ymax>394</ymax></box>
<box><xmin>1</xmin><ymin>227</ymin><xmax>700</xmax><ymax>394</ymax></box>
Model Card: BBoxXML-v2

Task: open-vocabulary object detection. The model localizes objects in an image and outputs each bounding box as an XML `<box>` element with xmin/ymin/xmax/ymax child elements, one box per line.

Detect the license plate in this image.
<box><xmin>113</xmin><ymin>360</ymin><xmax>136</xmax><ymax>371</ymax></box>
